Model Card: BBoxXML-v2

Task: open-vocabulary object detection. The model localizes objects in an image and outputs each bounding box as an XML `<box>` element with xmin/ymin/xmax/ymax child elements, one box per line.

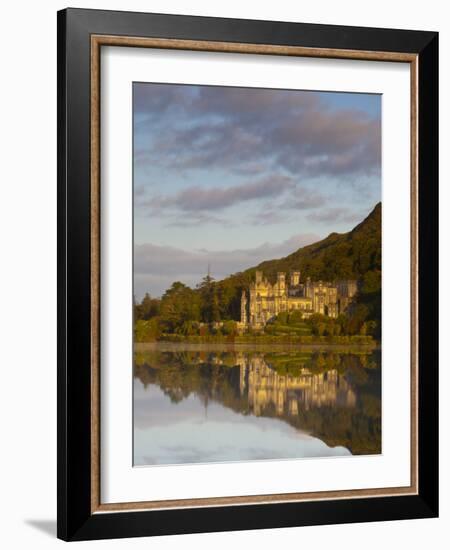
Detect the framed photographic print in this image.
<box><xmin>57</xmin><ymin>8</ymin><xmax>438</xmax><ymax>541</ymax></box>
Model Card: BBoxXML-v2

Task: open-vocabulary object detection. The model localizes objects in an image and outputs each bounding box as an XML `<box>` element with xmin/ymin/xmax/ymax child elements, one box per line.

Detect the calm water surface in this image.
<box><xmin>133</xmin><ymin>344</ymin><xmax>381</xmax><ymax>466</ymax></box>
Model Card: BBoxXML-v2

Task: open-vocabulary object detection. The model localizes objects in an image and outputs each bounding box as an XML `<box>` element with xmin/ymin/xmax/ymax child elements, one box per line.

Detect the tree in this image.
<box><xmin>134</xmin><ymin>318</ymin><xmax>161</xmax><ymax>342</ymax></box>
<box><xmin>316</xmin><ymin>322</ymin><xmax>326</xmax><ymax>337</ymax></box>
<box><xmin>136</xmin><ymin>292</ymin><xmax>160</xmax><ymax>320</ymax></box>
<box><xmin>289</xmin><ymin>310</ymin><xmax>303</xmax><ymax>324</ymax></box>
<box><xmin>308</xmin><ymin>313</ymin><xmax>329</xmax><ymax>336</ymax></box>
<box><xmin>197</xmin><ymin>271</ymin><xmax>220</xmax><ymax>323</ymax></box>
<box><xmin>222</xmin><ymin>320</ymin><xmax>238</xmax><ymax>336</ymax></box>
<box><xmin>133</xmin><ymin>295</ymin><xmax>139</xmax><ymax>322</ymax></box>
<box><xmin>277</xmin><ymin>311</ymin><xmax>289</xmax><ymax>325</ymax></box>
<box><xmin>159</xmin><ymin>282</ymin><xmax>201</xmax><ymax>333</ymax></box>
<box><xmin>346</xmin><ymin>304</ymin><xmax>369</xmax><ymax>335</ymax></box>
<box><xmin>325</xmin><ymin>322</ymin><xmax>335</xmax><ymax>337</ymax></box>
<box><xmin>361</xmin><ymin>270</ymin><xmax>381</xmax><ymax>294</ymax></box>
<box><xmin>217</xmin><ymin>279</ymin><xmax>239</xmax><ymax>320</ymax></box>
<box><xmin>179</xmin><ymin>320</ymin><xmax>199</xmax><ymax>336</ymax></box>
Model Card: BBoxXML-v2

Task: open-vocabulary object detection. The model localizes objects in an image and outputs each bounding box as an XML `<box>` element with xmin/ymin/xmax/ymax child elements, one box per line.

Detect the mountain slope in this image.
<box><xmin>249</xmin><ymin>202</ymin><xmax>381</xmax><ymax>283</ymax></box>
<box><xmin>214</xmin><ymin>203</ymin><xmax>381</xmax><ymax>323</ymax></box>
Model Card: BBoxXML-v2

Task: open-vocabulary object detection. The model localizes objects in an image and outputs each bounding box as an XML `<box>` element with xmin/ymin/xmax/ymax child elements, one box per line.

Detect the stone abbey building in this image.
<box><xmin>240</xmin><ymin>270</ymin><xmax>357</xmax><ymax>329</ymax></box>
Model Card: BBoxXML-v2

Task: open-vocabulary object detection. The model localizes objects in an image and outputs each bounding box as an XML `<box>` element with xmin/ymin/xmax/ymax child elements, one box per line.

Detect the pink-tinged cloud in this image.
<box><xmin>134</xmin><ymin>83</ymin><xmax>381</xmax><ymax>180</ymax></box>
<box><xmin>141</xmin><ymin>175</ymin><xmax>295</xmax><ymax>213</ymax></box>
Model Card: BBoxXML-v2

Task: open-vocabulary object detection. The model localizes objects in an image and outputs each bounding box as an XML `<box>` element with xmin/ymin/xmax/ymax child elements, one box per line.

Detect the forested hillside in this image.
<box><xmin>134</xmin><ymin>203</ymin><xmax>382</xmax><ymax>339</ymax></box>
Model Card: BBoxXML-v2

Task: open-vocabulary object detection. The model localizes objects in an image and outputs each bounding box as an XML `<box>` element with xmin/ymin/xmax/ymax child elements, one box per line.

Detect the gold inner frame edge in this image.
<box><xmin>90</xmin><ymin>34</ymin><xmax>419</xmax><ymax>514</ymax></box>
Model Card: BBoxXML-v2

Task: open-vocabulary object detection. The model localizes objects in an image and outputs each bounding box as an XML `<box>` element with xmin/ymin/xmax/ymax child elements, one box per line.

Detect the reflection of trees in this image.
<box><xmin>135</xmin><ymin>351</ymin><xmax>248</xmax><ymax>411</ymax></box>
<box><xmin>134</xmin><ymin>350</ymin><xmax>381</xmax><ymax>455</ymax></box>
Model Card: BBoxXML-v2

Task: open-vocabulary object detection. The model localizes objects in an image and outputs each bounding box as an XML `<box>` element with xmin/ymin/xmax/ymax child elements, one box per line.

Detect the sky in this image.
<box><xmin>133</xmin><ymin>83</ymin><xmax>381</xmax><ymax>299</ymax></box>
<box><xmin>134</xmin><ymin>382</ymin><xmax>349</xmax><ymax>465</ymax></box>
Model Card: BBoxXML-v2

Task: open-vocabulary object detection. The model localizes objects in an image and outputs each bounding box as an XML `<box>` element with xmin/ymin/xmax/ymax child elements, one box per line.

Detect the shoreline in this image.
<box><xmin>135</xmin><ymin>341</ymin><xmax>380</xmax><ymax>352</ymax></box>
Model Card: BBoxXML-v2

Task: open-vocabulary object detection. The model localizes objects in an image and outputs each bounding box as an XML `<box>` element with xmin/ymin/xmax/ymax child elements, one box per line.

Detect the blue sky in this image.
<box><xmin>134</xmin><ymin>83</ymin><xmax>381</xmax><ymax>298</ymax></box>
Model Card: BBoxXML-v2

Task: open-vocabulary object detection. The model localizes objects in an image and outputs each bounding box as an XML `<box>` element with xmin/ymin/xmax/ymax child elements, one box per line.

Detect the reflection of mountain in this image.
<box><xmin>134</xmin><ymin>349</ymin><xmax>381</xmax><ymax>455</ymax></box>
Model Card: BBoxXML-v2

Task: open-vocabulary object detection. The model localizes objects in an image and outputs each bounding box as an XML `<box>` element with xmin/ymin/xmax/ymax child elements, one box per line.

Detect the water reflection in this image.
<box><xmin>240</xmin><ymin>355</ymin><xmax>357</xmax><ymax>416</ymax></box>
<box><xmin>134</xmin><ymin>344</ymin><xmax>381</xmax><ymax>466</ymax></box>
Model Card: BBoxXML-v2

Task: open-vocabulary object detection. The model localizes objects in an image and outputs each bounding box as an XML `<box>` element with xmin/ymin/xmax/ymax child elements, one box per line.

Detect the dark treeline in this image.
<box><xmin>134</xmin><ymin>272</ymin><xmax>247</xmax><ymax>340</ymax></box>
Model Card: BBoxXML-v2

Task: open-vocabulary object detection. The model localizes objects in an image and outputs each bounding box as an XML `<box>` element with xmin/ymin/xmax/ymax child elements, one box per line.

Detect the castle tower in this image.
<box><xmin>290</xmin><ymin>271</ymin><xmax>300</xmax><ymax>286</ymax></box>
<box><xmin>277</xmin><ymin>272</ymin><xmax>286</xmax><ymax>289</ymax></box>
<box><xmin>305</xmin><ymin>276</ymin><xmax>312</xmax><ymax>298</ymax></box>
<box><xmin>255</xmin><ymin>270</ymin><xmax>263</xmax><ymax>285</ymax></box>
<box><xmin>241</xmin><ymin>290</ymin><xmax>248</xmax><ymax>325</ymax></box>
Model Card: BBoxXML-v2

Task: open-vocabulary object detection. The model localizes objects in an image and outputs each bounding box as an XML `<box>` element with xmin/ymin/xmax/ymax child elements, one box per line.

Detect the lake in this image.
<box><xmin>134</xmin><ymin>343</ymin><xmax>381</xmax><ymax>466</ymax></box>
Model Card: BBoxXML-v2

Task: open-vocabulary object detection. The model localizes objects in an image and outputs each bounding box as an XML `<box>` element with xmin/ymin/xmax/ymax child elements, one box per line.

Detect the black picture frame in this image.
<box><xmin>57</xmin><ymin>7</ymin><xmax>438</xmax><ymax>542</ymax></box>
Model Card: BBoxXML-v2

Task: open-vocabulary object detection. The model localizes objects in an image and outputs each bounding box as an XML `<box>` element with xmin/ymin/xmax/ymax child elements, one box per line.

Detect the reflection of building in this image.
<box><xmin>240</xmin><ymin>270</ymin><xmax>357</xmax><ymax>328</ymax></box>
<box><xmin>237</xmin><ymin>354</ymin><xmax>356</xmax><ymax>416</ymax></box>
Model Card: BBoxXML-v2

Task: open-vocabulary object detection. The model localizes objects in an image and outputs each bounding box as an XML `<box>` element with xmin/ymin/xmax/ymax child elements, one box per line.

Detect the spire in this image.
<box><xmin>241</xmin><ymin>288</ymin><xmax>248</xmax><ymax>325</ymax></box>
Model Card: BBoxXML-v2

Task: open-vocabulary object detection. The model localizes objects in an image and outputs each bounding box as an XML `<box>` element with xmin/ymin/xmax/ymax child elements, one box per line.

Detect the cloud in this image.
<box><xmin>164</xmin><ymin>212</ymin><xmax>231</xmax><ymax>228</ymax></box>
<box><xmin>306</xmin><ymin>207</ymin><xmax>363</xmax><ymax>224</ymax></box>
<box><xmin>134</xmin><ymin>83</ymin><xmax>381</xmax><ymax>182</ymax></box>
<box><xmin>244</xmin><ymin>187</ymin><xmax>329</xmax><ymax>226</ymax></box>
<box><xmin>279</xmin><ymin>187</ymin><xmax>328</xmax><ymax>210</ymax></box>
<box><xmin>134</xmin><ymin>233</ymin><xmax>320</xmax><ymax>298</ymax></box>
<box><xmin>271</xmin><ymin>109</ymin><xmax>381</xmax><ymax>177</ymax></box>
<box><xmin>250</xmin><ymin>209</ymin><xmax>290</xmax><ymax>226</ymax></box>
<box><xmin>139</xmin><ymin>174</ymin><xmax>295</xmax><ymax>214</ymax></box>
<box><xmin>134</xmin><ymin>83</ymin><xmax>318</xmax><ymax>124</ymax></box>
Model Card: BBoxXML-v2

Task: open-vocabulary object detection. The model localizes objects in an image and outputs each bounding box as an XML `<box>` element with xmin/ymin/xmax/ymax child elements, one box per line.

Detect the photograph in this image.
<box><xmin>132</xmin><ymin>83</ymin><xmax>382</xmax><ymax>466</ymax></box>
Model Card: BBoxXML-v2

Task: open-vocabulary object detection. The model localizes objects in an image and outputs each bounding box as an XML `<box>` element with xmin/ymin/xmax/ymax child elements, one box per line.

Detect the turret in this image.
<box><xmin>255</xmin><ymin>271</ymin><xmax>263</xmax><ymax>285</ymax></box>
<box><xmin>240</xmin><ymin>290</ymin><xmax>248</xmax><ymax>324</ymax></box>
<box><xmin>277</xmin><ymin>272</ymin><xmax>286</xmax><ymax>289</ymax></box>
<box><xmin>305</xmin><ymin>276</ymin><xmax>312</xmax><ymax>298</ymax></box>
<box><xmin>290</xmin><ymin>271</ymin><xmax>300</xmax><ymax>286</ymax></box>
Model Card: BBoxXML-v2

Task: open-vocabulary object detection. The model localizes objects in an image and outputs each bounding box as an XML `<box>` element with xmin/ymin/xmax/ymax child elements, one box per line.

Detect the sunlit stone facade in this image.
<box><xmin>240</xmin><ymin>270</ymin><xmax>357</xmax><ymax>328</ymax></box>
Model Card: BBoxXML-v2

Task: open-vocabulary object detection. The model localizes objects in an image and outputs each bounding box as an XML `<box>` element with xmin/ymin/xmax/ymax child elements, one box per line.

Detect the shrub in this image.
<box><xmin>134</xmin><ymin>318</ymin><xmax>161</xmax><ymax>342</ymax></box>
